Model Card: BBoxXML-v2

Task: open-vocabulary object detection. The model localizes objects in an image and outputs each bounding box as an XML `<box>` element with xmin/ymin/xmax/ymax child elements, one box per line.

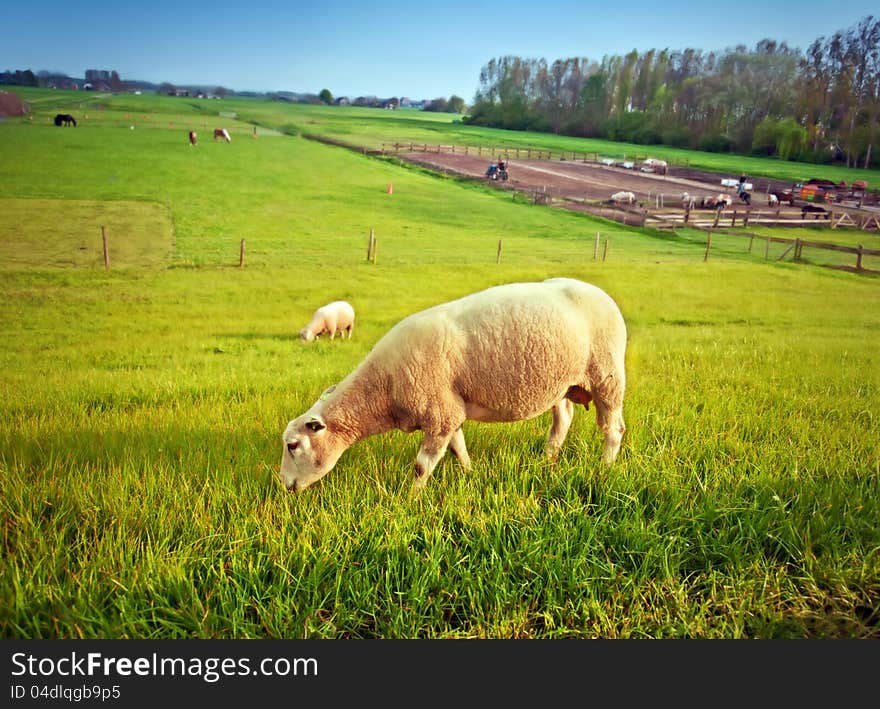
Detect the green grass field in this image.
<box><xmin>1</xmin><ymin>89</ymin><xmax>878</xmax><ymax>638</ymax></box>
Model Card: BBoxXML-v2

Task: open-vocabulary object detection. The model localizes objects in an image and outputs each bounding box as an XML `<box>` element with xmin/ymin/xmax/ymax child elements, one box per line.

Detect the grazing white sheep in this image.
<box><xmin>280</xmin><ymin>278</ymin><xmax>627</xmax><ymax>492</ymax></box>
<box><xmin>768</xmin><ymin>193</ymin><xmax>780</xmax><ymax>207</ymax></box>
<box><xmin>299</xmin><ymin>300</ymin><xmax>355</xmax><ymax>342</ymax></box>
<box><xmin>610</xmin><ymin>190</ymin><xmax>636</xmax><ymax>205</ymax></box>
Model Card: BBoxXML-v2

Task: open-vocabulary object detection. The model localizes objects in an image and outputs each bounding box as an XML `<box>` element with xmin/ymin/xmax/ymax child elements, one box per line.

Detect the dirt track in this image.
<box><xmin>401</xmin><ymin>151</ymin><xmax>795</xmax><ymax>206</ymax></box>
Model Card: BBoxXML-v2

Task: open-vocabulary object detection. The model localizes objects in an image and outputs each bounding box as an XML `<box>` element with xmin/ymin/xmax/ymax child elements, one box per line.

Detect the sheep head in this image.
<box><xmin>280</xmin><ymin>386</ymin><xmax>346</xmax><ymax>491</ymax></box>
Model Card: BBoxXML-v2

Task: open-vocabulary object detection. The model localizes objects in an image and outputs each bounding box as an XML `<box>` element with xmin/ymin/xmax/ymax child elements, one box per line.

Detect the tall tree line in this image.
<box><xmin>465</xmin><ymin>16</ymin><xmax>879</xmax><ymax>168</ymax></box>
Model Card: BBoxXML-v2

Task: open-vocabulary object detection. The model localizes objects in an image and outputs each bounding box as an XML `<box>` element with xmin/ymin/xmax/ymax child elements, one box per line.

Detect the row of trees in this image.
<box><xmin>423</xmin><ymin>95</ymin><xmax>466</xmax><ymax>113</ymax></box>
<box><xmin>3</xmin><ymin>69</ymin><xmax>126</xmax><ymax>93</ymax></box>
<box><xmin>316</xmin><ymin>88</ymin><xmax>466</xmax><ymax>113</ymax></box>
<box><xmin>465</xmin><ymin>15</ymin><xmax>879</xmax><ymax>168</ymax></box>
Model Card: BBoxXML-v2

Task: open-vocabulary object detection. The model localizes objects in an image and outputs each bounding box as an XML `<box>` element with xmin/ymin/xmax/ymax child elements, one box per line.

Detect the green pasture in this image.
<box><xmin>1</xmin><ymin>90</ymin><xmax>878</xmax><ymax>638</ymax></box>
<box><xmin>11</xmin><ymin>87</ymin><xmax>880</xmax><ymax>188</ymax></box>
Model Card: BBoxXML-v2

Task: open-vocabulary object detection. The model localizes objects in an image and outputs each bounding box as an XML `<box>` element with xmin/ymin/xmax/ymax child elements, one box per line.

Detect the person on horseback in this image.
<box><xmin>737</xmin><ymin>174</ymin><xmax>751</xmax><ymax>205</ymax></box>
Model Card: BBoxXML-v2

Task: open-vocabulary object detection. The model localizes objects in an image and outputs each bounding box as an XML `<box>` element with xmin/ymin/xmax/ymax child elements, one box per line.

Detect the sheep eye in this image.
<box><xmin>287</xmin><ymin>441</ymin><xmax>299</xmax><ymax>454</ymax></box>
<box><xmin>306</xmin><ymin>420</ymin><xmax>325</xmax><ymax>433</ymax></box>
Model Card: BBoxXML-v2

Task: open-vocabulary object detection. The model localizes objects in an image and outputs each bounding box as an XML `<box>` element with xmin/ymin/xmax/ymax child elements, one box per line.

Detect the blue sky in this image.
<box><xmin>2</xmin><ymin>1</ymin><xmax>874</xmax><ymax>100</ymax></box>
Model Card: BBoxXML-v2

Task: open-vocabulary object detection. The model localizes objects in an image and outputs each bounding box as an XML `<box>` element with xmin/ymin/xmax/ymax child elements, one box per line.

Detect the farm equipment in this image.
<box><xmin>485</xmin><ymin>162</ymin><xmax>509</xmax><ymax>181</ymax></box>
<box><xmin>794</xmin><ymin>181</ymin><xmax>836</xmax><ymax>203</ymax></box>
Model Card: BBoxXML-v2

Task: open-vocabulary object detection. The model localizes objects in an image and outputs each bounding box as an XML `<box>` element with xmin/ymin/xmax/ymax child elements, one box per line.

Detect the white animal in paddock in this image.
<box><xmin>768</xmin><ymin>193</ymin><xmax>779</xmax><ymax>207</ymax></box>
<box><xmin>280</xmin><ymin>278</ymin><xmax>628</xmax><ymax>492</ymax></box>
<box><xmin>643</xmin><ymin>158</ymin><xmax>668</xmax><ymax>174</ymax></box>
<box><xmin>213</xmin><ymin>128</ymin><xmax>231</xmax><ymax>142</ymax></box>
<box><xmin>610</xmin><ymin>190</ymin><xmax>636</xmax><ymax>205</ymax></box>
<box><xmin>681</xmin><ymin>192</ymin><xmax>696</xmax><ymax>209</ymax></box>
<box><xmin>299</xmin><ymin>300</ymin><xmax>355</xmax><ymax>342</ymax></box>
<box><xmin>703</xmin><ymin>193</ymin><xmax>732</xmax><ymax>209</ymax></box>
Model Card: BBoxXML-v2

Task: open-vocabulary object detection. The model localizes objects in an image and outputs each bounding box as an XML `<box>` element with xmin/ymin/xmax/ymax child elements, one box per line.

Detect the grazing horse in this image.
<box><xmin>801</xmin><ymin>204</ymin><xmax>829</xmax><ymax>220</ymax></box>
<box><xmin>54</xmin><ymin>114</ymin><xmax>76</xmax><ymax>127</ymax></box>
<box><xmin>188</xmin><ymin>130</ymin><xmax>198</xmax><ymax>146</ymax></box>
<box><xmin>213</xmin><ymin>128</ymin><xmax>231</xmax><ymax>143</ymax></box>
<box><xmin>768</xmin><ymin>190</ymin><xmax>794</xmax><ymax>206</ymax></box>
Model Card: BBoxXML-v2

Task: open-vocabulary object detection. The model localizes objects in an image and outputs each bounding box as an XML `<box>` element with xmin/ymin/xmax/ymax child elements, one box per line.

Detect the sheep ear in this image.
<box><xmin>306</xmin><ymin>417</ymin><xmax>326</xmax><ymax>433</ymax></box>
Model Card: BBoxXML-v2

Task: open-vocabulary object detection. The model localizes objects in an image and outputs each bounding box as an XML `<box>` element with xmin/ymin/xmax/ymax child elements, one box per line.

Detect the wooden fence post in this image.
<box><xmin>603</xmin><ymin>239</ymin><xmax>609</xmax><ymax>261</ymax></box>
<box><xmin>594</xmin><ymin>233</ymin><xmax>600</xmax><ymax>260</ymax></box>
<box><xmin>496</xmin><ymin>239</ymin><xmax>502</xmax><ymax>264</ymax></box>
<box><xmin>101</xmin><ymin>226</ymin><xmax>109</xmax><ymax>271</ymax></box>
<box><xmin>713</xmin><ymin>210</ymin><xmax>721</xmax><ymax>228</ymax></box>
<box><xmin>704</xmin><ymin>233</ymin><xmax>711</xmax><ymax>262</ymax></box>
<box><xmin>367</xmin><ymin>227</ymin><xmax>376</xmax><ymax>261</ymax></box>
<box><xmin>857</xmin><ymin>244</ymin><xmax>864</xmax><ymax>271</ymax></box>
<box><xmin>748</xmin><ymin>234</ymin><xmax>755</xmax><ymax>253</ymax></box>
<box><xmin>239</xmin><ymin>238</ymin><xmax>245</xmax><ymax>267</ymax></box>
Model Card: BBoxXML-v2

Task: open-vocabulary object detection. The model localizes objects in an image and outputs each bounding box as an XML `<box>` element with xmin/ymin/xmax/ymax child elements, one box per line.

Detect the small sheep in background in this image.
<box><xmin>299</xmin><ymin>300</ymin><xmax>355</xmax><ymax>342</ymax></box>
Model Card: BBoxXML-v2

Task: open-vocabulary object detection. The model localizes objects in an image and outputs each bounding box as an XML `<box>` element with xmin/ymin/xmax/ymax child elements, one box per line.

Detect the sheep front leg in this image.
<box><xmin>413</xmin><ymin>430</ymin><xmax>456</xmax><ymax>489</ymax></box>
<box><xmin>546</xmin><ymin>398</ymin><xmax>574</xmax><ymax>461</ymax></box>
<box><xmin>448</xmin><ymin>427</ymin><xmax>471</xmax><ymax>470</ymax></box>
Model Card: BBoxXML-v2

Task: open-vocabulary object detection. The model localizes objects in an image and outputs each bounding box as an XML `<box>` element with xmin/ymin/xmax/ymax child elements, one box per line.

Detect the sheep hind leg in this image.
<box><xmin>592</xmin><ymin>370</ymin><xmax>626</xmax><ymax>465</ymax></box>
<box><xmin>546</xmin><ymin>398</ymin><xmax>574</xmax><ymax>461</ymax></box>
<box><xmin>593</xmin><ymin>395</ymin><xmax>625</xmax><ymax>466</ymax></box>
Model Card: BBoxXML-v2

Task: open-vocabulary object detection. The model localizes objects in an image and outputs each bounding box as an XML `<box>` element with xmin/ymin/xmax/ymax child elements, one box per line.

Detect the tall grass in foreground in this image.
<box><xmin>1</xmin><ymin>94</ymin><xmax>879</xmax><ymax>638</ymax></box>
<box><xmin>2</xmin><ymin>261</ymin><xmax>878</xmax><ymax>638</ymax></box>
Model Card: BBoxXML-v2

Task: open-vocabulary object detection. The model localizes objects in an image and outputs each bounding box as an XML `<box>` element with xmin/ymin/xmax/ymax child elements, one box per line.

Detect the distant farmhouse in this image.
<box><xmin>83</xmin><ymin>69</ymin><xmax>112</xmax><ymax>91</ymax></box>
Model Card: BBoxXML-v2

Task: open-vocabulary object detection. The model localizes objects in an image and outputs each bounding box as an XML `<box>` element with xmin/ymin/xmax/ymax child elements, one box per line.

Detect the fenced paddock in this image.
<box><xmin>385</xmin><ymin>144</ymin><xmax>879</xmax><ymax>235</ymax></box>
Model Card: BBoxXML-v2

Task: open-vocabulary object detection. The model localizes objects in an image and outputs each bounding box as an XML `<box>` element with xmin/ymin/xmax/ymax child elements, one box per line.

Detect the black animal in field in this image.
<box><xmin>801</xmin><ymin>204</ymin><xmax>829</xmax><ymax>219</ymax></box>
<box><xmin>54</xmin><ymin>114</ymin><xmax>76</xmax><ymax>127</ymax></box>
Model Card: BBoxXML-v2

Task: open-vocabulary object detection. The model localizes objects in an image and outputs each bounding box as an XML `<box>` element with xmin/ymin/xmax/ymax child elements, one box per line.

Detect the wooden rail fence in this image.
<box><xmin>696</xmin><ymin>228</ymin><xmax>880</xmax><ymax>271</ymax></box>
<box><xmin>381</xmin><ymin>142</ymin><xmax>619</xmax><ymax>163</ymax></box>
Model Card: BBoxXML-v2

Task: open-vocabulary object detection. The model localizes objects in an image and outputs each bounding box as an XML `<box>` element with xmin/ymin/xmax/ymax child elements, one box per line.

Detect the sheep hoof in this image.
<box><xmin>413</xmin><ymin>465</ymin><xmax>431</xmax><ymax>490</ymax></box>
